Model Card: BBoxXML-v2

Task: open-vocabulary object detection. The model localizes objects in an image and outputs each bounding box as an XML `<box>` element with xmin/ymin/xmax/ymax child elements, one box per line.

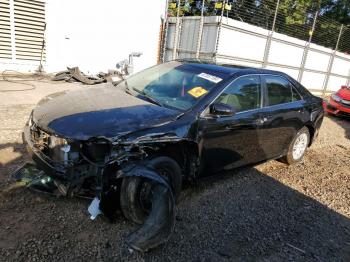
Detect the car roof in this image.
<box><xmin>176</xmin><ymin>58</ymin><xmax>286</xmax><ymax>77</ymax></box>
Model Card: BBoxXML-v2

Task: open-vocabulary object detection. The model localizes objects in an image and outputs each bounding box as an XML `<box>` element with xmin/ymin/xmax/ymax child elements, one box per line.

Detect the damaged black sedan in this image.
<box><xmin>21</xmin><ymin>60</ymin><xmax>324</xmax><ymax>251</ymax></box>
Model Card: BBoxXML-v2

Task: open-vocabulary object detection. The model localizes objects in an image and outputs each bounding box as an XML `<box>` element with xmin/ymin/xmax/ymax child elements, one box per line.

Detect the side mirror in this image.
<box><xmin>209</xmin><ymin>103</ymin><xmax>235</xmax><ymax>116</ymax></box>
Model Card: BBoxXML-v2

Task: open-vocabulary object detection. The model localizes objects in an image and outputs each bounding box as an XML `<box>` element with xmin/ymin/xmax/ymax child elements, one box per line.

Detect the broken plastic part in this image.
<box><xmin>10</xmin><ymin>162</ymin><xmax>60</xmax><ymax>195</ymax></box>
<box><xmin>117</xmin><ymin>165</ymin><xmax>171</xmax><ymax>186</ymax></box>
<box><xmin>53</xmin><ymin>180</ymin><xmax>68</xmax><ymax>196</ymax></box>
<box><xmin>11</xmin><ymin>162</ymin><xmax>44</xmax><ymax>184</ymax></box>
<box><xmin>88</xmin><ymin>197</ymin><xmax>102</xmax><ymax>220</ymax></box>
<box><xmin>125</xmin><ymin>183</ymin><xmax>175</xmax><ymax>252</ymax></box>
<box><xmin>117</xmin><ymin>165</ymin><xmax>176</xmax><ymax>252</ymax></box>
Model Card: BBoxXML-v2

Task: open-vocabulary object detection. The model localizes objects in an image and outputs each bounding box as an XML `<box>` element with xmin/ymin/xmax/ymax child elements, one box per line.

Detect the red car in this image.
<box><xmin>324</xmin><ymin>85</ymin><xmax>350</xmax><ymax>117</ymax></box>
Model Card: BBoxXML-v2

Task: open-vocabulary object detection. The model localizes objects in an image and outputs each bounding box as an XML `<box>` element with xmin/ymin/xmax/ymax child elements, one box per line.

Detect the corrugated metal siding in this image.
<box><xmin>14</xmin><ymin>0</ymin><xmax>45</xmax><ymax>61</ymax></box>
<box><xmin>164</xmin><ymin>22</ymin><xmax>176</xmax><ymax>61</ymax></box>
<box><xmin>178</xmin><ymin>18</ymin><xmax>200</xmax><ymax>53</ymax></box>
<box><xmin>0</xmin><ymin>0</ymin><xmax>12</xmax><ymax>59</ymax></box>
<box><xmin>200</xmin><ymin>24</ymin><xmax>218</xmax><ymax>53</ymax></box>
<box><xmin>164</xmin><ymin>17</ymin><xmax>219</xmax><ymax>61</ymax></box>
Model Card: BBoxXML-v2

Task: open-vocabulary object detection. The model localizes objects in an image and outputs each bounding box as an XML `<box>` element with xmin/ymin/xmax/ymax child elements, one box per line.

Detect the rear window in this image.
<box><xmin>265</xmin><ymin>75</ymin><xmax>302</xmax><ymax>106</ymax></box>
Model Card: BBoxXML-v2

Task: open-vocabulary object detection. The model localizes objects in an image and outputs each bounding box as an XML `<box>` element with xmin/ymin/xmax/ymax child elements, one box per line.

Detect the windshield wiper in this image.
<box><xmin>123</xmin><ymin>81</ymin><xmax>133</xmax><ymax>95</ymax></box>
<box><xmin>132</xmin><ymin>88</ymin><xmax>163</xmax><ymax>107</ymax></box>
<box><xmin>123</xmin><ymin>82</ymin><xmax>163</xmax><ymax>107</ymax></box>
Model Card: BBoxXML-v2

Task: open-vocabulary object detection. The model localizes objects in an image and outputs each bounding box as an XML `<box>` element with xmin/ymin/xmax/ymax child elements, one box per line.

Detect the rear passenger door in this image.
<box><xmin>259</xmin><ymin>75</ymin><xmax>306</xmax><ymax>159</ymax></box>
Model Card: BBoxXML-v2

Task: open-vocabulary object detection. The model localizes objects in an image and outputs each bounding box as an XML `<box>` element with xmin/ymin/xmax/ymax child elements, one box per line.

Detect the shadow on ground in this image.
<box><xmin>0</xmin><ymin>142</ymin><xmax>29</xmax><ymax>184</ymax></box>
<box><xmin>155</xmin><ymin>168</ymin><xmax>350</xmax><ymax>261</ymax></box>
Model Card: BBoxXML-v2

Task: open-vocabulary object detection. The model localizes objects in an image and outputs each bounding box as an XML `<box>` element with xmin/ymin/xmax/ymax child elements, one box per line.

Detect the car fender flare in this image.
<box><xmin>117</xmin><ymin>164</ymin><xmax>176</xmax><ymax>252</ymax></box>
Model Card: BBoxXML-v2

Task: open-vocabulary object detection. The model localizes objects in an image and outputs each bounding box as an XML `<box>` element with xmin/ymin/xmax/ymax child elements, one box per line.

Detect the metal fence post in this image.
<box><xmin>297</xmin><ymin>11</ymin><xmax>318</xmax><ymax>82</ymax></box>
<box><xmin>262</xmin><ymin>0</ymin><xmax>280</xmax><ymax>68</ymax></box>
<box><xmin>214</xmin><ymin>0</ymin><xmax>227</xmax><ymax>62</ymax></box>
<box><xmin>195</xmin><ymin>0</ymin><xmax>205</xmax><ymax>59</ymax></box>
<box><xmin>161</xmin><ymin>0</ymin><xmax>169</xmax><ymax>62</ymax></box>
<box><xmin>322</xmin><ymin>24</ymin><xmax>344</xmax><ymax>95</ymax></box>
<box><xmin>172</xmin><ymin>0</ymin><xmax>181</xmax><ymax>60</ymax></box>
<box><xmin>162</xmin><ymin>19</ymin><xmax>170</xmax><ymax>62</ymax></box>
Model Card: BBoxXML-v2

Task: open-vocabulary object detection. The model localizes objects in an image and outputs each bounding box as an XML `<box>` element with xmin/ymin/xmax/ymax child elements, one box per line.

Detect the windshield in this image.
<box><xmin>117</xmin><ymin>61</ymin><xmax>229</xmax><ymax>111</ymax></box>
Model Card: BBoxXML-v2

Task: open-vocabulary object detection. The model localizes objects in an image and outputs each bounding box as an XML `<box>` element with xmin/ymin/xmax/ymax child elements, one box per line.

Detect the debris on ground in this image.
<box><xmin>88</xmin><ymin>197</ymin><xmax>102</xmax><ymax>220</ymax></box>
<box><xmin>52</xmin><ymin>67</ymin><xmax>124</xmax><ymax>85</ymax></box>
<box><xmin>52</xmin><ymin>67</ymin><xmax>107</xmax><ymax>85</ymax></box>
<box><xmin>10</xmin><ymin>162</ymin><xmax>176</xmax><ymax>252</ymax></box>
<box><xmin>11</xmin><ymin>162</ymin><xmax>60</xmax><ymax>196</ymax></box>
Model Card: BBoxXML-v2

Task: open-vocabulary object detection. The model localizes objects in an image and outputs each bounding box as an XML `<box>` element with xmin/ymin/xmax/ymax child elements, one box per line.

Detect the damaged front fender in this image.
<box><xmin>116</xmin><ymin>165</ymin><xmax>176</xmax><ymax>252</ymax></box>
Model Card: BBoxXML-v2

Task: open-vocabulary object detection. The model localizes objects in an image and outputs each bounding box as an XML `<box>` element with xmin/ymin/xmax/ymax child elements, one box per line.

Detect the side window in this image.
<box><xmin>216</xmin><ymin>75</ymin><xmax>261</xmax><ymax>112</ymax></box>
<box><xmin>265</xmin><ymin>75</ymin><xmax>297</xmax><ymax>106</ymax></box>
<box><xmin>292</xmin><ymin>87</ymin><xmax>302</xmax><ymax>101</ymax></box>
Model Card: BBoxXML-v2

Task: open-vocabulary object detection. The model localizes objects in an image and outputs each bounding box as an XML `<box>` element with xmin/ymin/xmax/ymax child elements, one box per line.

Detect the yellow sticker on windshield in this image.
<box><xmin>188</xmin><ymin>86</ymin><xmax>208</xmax><ymax>98</ymax></box>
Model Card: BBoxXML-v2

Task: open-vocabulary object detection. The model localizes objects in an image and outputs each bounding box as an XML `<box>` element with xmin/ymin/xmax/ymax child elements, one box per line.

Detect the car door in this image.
<box><xmin>258</xmin><ymin>74</ymin><xmax>306</xmax><ymax>159</ymax></box>
<box><xmin>199</xmin><ymin>75</ymin><xmax>266</xmax><ymax>173</ymax></box>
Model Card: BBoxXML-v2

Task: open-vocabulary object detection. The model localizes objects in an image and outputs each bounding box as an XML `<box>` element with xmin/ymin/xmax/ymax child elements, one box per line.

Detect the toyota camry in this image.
<box><xmin>21</xmin><ymin>60</ymin><xmax>324</xmax><ymax>251</ymax></box>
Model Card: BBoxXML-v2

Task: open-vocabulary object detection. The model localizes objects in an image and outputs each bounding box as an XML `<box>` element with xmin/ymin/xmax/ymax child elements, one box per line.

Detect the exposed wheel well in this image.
<box><xmin>144</xmin><ymin>141</ymin><xmax>199</xmax><ymax>180</ymax></box>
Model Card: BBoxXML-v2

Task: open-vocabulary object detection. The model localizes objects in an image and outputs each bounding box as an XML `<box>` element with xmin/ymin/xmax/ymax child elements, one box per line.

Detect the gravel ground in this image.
<box><xmin>0</xmin><ymin>81</ymin><xmax>349</xmax><ymax>262</ymax></box>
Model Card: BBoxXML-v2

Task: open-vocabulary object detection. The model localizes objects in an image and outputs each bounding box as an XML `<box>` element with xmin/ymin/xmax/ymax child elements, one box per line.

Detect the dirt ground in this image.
<box><xmin>0</xmin><ymin>80</ymin><xmax>349</xmax><ymax>262</ymax></box>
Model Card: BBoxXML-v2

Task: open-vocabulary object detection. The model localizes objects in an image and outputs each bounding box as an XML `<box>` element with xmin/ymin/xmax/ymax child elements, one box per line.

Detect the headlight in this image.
<box><xmin>331</xmin><ymin>93</ymin><xmax>341</xmax><ymax>102</ymax></box>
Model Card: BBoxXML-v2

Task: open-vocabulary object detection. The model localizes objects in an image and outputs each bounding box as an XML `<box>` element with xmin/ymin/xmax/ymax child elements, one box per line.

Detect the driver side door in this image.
<box><xmin>199</xmin><ymin>75</ymin><xmax>266</xmax><ymax>173</ymax></box>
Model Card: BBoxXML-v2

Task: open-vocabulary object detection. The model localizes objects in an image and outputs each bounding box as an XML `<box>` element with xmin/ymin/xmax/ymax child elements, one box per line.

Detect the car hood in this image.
<box><xmin>32</xmin><ymin>85</ymin><xmax>180</xmax><ymax>140</ymax></box>
<box><xmin>337</xmin><ymin>87</ymin><xmax>350</xmax><ymax>100</ymax></box>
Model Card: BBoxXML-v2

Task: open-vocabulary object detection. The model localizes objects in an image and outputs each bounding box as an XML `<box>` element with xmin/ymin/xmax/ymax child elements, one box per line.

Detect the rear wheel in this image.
<box><xmin>279</xmin><ymin>127</ymin><xmax>310</xmax><ymax>165</ymax></box>
<box><xmin>120</xmin><ymin>156</ymin><xmax>182</xmax><ymax>224</ymax></box>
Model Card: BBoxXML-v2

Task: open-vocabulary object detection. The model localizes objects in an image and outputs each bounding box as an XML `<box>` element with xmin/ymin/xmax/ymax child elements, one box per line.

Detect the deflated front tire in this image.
<box><xmin>125</xmin><ymin>183</ymin><xmax>175</xmax><ymax>252</ymax></box>
<box><xmin>119</xmin><ymin>157</ymin><xmax>181</xmax><ymax>252</ymax></box>
<box><xmin>120</xmin><ymin>156</ymin><xmax>182</xmax><ymax>224</ymax></box>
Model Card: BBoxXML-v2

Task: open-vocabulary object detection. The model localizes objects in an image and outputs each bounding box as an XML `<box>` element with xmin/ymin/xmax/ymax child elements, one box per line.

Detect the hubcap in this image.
<box><xmin>292</xmin><ymin>133</ymin><xmax>308</xmax><ymax>160</ymax></box>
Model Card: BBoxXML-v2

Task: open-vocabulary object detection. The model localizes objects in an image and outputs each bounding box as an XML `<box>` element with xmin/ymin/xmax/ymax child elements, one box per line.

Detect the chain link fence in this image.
<box><xmin>165</xmin><ymin>0</ymin><xmax>350</xmax><ymax>55</ymax></box>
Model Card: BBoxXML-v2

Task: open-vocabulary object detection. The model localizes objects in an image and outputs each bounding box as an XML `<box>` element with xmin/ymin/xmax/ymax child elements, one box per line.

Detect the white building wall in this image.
<box><xmin>304</xmin><ymin>50</ymin><xmax>330</xmax><ymax>72</ymax></box>
<box><xmin>1</xmin><ymin>0</ymin><xmax>165</xmax><ymax>74</ymax></box>
<box><xmin>218</xmin><ymin>27</ymin><xmax>266</xmax><ymax>62</ymax></box>
<box><xmin>332</xmin><ymin>54</ymin><xmax>350</xmax><ymax>76</ymax></box>
<box><xmin>45</xmin><ymin>0</ymin><xmax>165</xmax><ymax>74</ymax></box>
<box><xmin>268</xmin><ymin>41</ymin><xmax>304</xmax><ymax>68</ymax></box>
